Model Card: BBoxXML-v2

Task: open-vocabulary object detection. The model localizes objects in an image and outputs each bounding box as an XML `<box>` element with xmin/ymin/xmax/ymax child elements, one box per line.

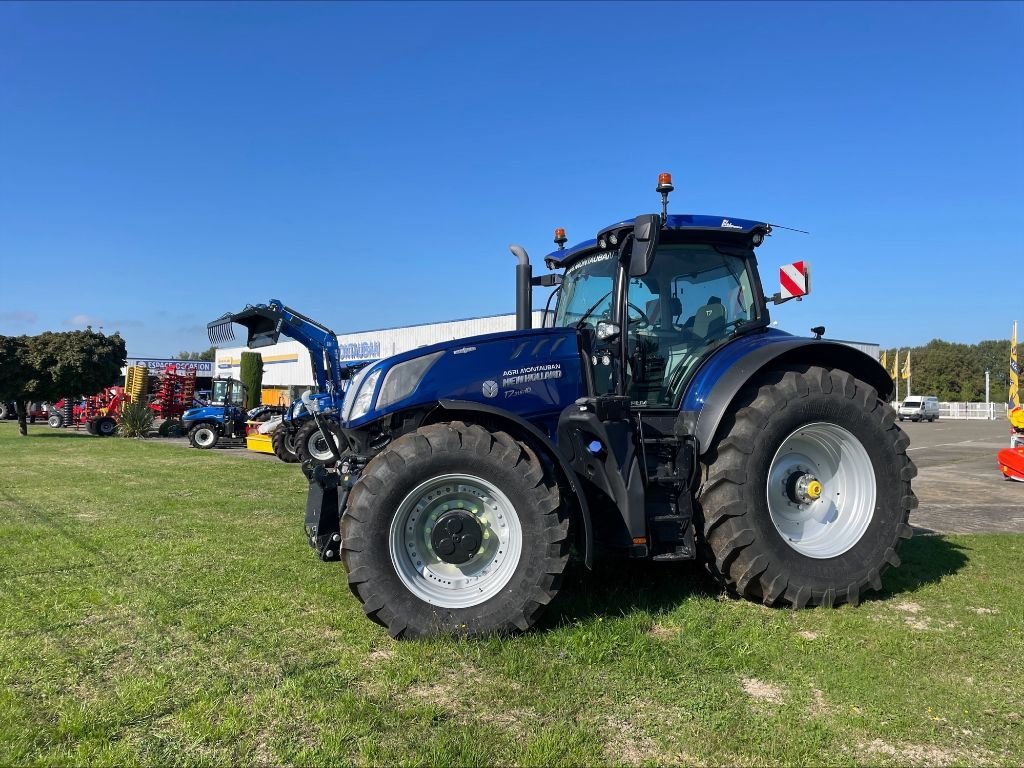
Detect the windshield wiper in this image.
<box><xmin>575</xmin><ymin>291</ymin><xmax>612</xmax><ymax>329</ymax></box>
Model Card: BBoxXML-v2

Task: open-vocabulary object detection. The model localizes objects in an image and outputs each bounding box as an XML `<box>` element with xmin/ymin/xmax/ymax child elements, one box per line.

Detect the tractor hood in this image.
<box><xmin>341</xmin><ymin>326</ymin><xmax>586</xmax><ymax>430</ymax></box>
<box><xmin>182</xmin><ymin>405</ymin><xmax>232</xmax><ymax>424</ymax></box>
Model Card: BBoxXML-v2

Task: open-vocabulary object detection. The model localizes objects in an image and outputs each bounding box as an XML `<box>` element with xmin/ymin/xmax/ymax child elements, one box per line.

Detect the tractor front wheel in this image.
<box><xmin>47</xmin><ymin>413</ymin><xmax>64</xmax><ymax>429</ymax></box>
<box><xmin>189</xmin><ymin>423</ymin><xmax>219</xmax><ymax>449</ymax></box>
<box><xmin>271</xmin><ymin>424</ymin><xmax>300</xmax><ymax>463</ymax></box>
<box><xmin>341</xmin><ymin>422</ymin><xmax>570</xmax><ymax>638</ymax></box>
<box><xmin>295</xmin><ymin>419</ymin><xmax>344</xmax><ymax>465</ymax></box>
<box><xmin>699</xmin><ymin>366</ymin><xmax>917</xmax><ymax>608</ymax></box>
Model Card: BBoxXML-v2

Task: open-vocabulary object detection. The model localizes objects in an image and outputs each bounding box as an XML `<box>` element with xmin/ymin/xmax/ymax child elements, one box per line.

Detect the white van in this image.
<box><xmin>898</xmin><ymin>396</ymin><xmax>939</xmax><ymax>422</ymax></box>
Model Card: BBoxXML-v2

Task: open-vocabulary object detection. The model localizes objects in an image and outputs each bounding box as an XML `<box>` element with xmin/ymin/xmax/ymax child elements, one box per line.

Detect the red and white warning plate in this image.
<box><xmin>780</xmin><ymin>261</ymin><xmax>810</xmax><ymax>299</ymax></box>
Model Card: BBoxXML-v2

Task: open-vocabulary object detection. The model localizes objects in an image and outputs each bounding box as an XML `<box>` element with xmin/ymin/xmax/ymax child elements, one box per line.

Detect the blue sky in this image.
<box><xmin>1</xmin><ymin>1</ymin><xmax>1021</xmax><ymax>355</ymax></box>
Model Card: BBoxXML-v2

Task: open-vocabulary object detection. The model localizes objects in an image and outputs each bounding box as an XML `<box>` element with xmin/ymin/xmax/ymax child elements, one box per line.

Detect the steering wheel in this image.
<box><xmin>627</xmin><ymin>302</ymin><xmax>651</xmax><ymax>328</ymax></box>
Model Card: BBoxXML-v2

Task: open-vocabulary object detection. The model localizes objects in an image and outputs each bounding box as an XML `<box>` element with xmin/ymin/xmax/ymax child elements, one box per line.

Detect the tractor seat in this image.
<box><xmin>689</xmin><ymin>296</ymin><xmax>726</xmax><ymax>340</ymax></box>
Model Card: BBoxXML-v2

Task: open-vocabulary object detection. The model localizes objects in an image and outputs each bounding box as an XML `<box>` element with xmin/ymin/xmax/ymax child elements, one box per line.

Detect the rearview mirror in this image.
<box><xmin>628</xmin><ymin>214</ymin><xmax>661</xmax><ymax>276</ymax></box>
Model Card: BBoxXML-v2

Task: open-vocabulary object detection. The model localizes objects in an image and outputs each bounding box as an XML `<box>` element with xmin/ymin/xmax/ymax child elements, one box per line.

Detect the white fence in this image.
<box><xmin>939</xmin><ymin>402</ymin><xmax>1007</xmax><ymax>420</ymax></box>
<box><xmin>890</xmin><ymin>402</ymin><xmax>1008</xmax><ymax>420</ymax></box>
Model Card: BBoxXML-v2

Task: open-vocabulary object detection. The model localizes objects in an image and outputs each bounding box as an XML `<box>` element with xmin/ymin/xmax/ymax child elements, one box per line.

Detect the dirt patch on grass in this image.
<box><xmin>857</xmin><ymin>738</ymin><xmax>994</xmax><ymax>766</ymax></box>
<box><xmin>603</xmin><ymin>714</ymin><xmax>692</xmax><ymax>766</ymax></box>
<box><xmin>741</xmin><ymin>678</ymin><xmax>784</xmax><ymax>705</ymax></box>
<box><xmin>646</xmin><ymin>623</ymin><xmax>678</xmax><ymax>640</ymax></box>
<box><xmin>895</xmin><ymin>601</ymin><xmax>924</xmax><ymax>614</ymax></box>
<box><xmin>809</xmin><ymin>688</ymin><xmax>829</xmax><ymax>717</ymax></box>
<box><xmin>796</xmin><ymin>630</ymin><xmax>819</xmax><ymax>640</ymax></box>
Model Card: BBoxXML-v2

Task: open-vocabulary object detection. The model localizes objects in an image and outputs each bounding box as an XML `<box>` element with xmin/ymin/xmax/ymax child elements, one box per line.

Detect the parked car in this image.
<box><xmin>898</xmin><ymin>395</ymin><xmax>940</xmax><ymax>422</ymax></box>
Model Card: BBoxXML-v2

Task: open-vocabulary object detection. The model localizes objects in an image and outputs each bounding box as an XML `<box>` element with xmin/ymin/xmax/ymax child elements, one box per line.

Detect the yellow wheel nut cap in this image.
<box><xmin>806</xmin><ymin>480</ymin><xmax>823</xmax><ymax>500</ymax></box>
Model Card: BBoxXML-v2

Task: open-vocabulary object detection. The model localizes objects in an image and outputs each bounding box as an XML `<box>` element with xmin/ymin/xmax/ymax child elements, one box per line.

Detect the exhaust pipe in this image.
<box><xmin>510</xmin><ymin>244</ymin><xmax>532</xmax><ymax>330</ymax></box>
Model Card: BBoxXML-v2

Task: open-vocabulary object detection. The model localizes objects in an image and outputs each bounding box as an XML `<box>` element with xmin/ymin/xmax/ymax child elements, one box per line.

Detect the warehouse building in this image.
<box><xmin>215</xmin><ymin>311</ymin><xmax>879</xmax><ymax>407</ymax></box>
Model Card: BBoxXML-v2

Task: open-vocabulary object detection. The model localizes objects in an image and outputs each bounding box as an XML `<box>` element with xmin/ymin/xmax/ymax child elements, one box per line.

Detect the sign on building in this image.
<box><xmin>125</xmin><ymin>358</ymin><xmax>215</xmax><ymax>375</ymax></box>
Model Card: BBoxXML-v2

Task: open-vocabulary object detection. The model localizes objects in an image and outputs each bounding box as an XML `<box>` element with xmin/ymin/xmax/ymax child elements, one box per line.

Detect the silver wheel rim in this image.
<box><xmin>308</xmin><ymin>431</ymin><xmax>336</xmax><ymax>462</ymax></box>
<box><xmin>195</xmin><ymin>428</ymin><xmax>216</xmax><ymax>447</ymax></box>
<box><xmin>389</xmin><ymin>473</ymin><xmax>522</xmax><ymax>608</ymax></box>
<box><xmin>99</xmin><ymin>420</ymin><xmax>115</xmax><ymax>435</ymax></box>
<box><xmin>767</xmin><ymin>422</ymin><xmax>875</xmax><ymax>559</ymax></box>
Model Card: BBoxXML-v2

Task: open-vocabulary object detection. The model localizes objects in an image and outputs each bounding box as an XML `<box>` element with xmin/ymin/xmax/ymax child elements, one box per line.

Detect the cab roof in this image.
<box><xmin>544</xmin><ymin>213</ymin><xmax>770</xmax><ymax>269</ymax></box>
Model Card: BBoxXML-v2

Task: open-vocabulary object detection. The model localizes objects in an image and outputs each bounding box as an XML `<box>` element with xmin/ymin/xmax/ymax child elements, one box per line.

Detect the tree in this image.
<box><xmin>239</xmin><ymin>351</ymin><xmax>264</xmax><ymax>410</ymax></box>
<box><xmin>0</xmin><ymin>330</ymin><xmax>126</xmax><ymax>436</ymax></box>
<box><xmin>176</xmin><ymin>347</ymin><xmax>216</xmax><ymax>361</ymax></box>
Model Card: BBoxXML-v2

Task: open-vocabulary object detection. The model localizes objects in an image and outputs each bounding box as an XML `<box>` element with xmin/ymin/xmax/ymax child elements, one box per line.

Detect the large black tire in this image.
<box><xmin>0</xmin><ymin>403</ymin><xmax>10</xmax><ymax>420</ymax></box>
<box><xmin>47</xmin><ymin>413</ymin><xmax>64</xmax><ymax>428</ymax></box>
<box><xmin>93</xmin><ymin>417</ymin><xmax>117</xmax><ymax>437</ymax></box>
<box><xmin>699</xmin><ymin>366</ymin><xmax>917</xmax><ymax>608</ymax></box>
<box><xmin>295</xmin><ymin>418</ymin><xmax>344</xmax><ymax>465</ymax></box>
<box><xmin>188</xmin><ymin>423</ymin><xmax>220</xmax><ymax>449</ymax></box>
<box><xmin>341</xmin><ymin>422</ymin><xmax>570</xmax><ymax>638</ymax></box>
<box><xmin>271</xmin><ymin>424</ymin><xmax>300</xmax><ymax>463</ymax></box>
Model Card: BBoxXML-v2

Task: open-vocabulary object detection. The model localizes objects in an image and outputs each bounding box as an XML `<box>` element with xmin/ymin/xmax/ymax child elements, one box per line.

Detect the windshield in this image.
<box><xmin>212</xmin><ymin>379</ymin><xmax>245</xmax><ymax>406</ymax></box>
<box><xmin>627</xmin><ymin>244</ymin><xmax>759</xmax><ymax>408</ymax></box>
<box><xmin>553</xmin><ymin>251</ymin><xmax>617</xmax><ymax>328</ymax></box>
<box><xmin>554</xmin><ymin>243</ymin><xmax>761</xmax><ymax>407</ymax></box>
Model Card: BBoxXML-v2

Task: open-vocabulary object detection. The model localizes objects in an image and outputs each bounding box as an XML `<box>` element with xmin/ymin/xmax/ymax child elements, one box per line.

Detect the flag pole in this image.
<box><xmin>894</xmin><ymin>349</ymin><xmax>899</xmax><ymax>404</ymax></box>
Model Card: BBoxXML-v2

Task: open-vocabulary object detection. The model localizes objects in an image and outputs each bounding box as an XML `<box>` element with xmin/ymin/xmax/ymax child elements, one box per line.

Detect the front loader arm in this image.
<box><xmin>208</xmin><ymin>299</ymin><xmax>340</xmax><ymax>394</ymax></box>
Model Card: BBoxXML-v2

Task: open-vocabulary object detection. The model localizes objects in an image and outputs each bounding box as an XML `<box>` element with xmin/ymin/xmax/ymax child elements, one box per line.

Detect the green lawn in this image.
<box><xmin>1</xmin><ymin>422</ymin><xmax>1021</xmax><ymax>766</ymax></box>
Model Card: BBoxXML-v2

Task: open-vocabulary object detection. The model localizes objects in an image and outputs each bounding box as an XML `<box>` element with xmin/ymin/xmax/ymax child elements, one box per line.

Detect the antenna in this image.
<box><xmin>767</xmin><ymin>222</ymin><xmax>811</xmax><ymax>234</ymax></box>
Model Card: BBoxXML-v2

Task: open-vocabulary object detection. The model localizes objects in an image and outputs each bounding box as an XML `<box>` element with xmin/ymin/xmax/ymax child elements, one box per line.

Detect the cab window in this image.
<box><xmin>627</xmin><ymin>244</ymin><xmax>759</xmax><ymax>408</ymax></box>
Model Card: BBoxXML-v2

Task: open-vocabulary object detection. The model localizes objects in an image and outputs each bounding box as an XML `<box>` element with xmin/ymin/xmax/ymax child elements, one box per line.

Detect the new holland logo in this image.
<box><xmin>481</xmin><ymin>380</ymin><xmax>499</xmax><ymax>398</ymax></box>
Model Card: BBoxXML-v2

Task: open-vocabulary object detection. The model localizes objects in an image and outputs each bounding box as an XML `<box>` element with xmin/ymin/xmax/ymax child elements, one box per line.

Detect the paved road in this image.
<box><xmin>899</xmin><ymin>418</ymin><xmax>1024</xmax><ymax>533</ymax></box>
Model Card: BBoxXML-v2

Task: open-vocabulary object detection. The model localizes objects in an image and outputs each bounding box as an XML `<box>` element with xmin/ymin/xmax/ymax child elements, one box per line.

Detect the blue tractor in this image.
<box><xmin>292</xmin><ymin>174</ymin><xmax>916</xmax><ymax>638</ymax></box>
<box><xmin>181</xmin><ymin>377</ymin><xmax>250</xmax><ymax>449</ymax></box>
<box><xmin>207</xmin><ymin>301</ymin><xmax>370</xmax><ymax>464</ymax></box>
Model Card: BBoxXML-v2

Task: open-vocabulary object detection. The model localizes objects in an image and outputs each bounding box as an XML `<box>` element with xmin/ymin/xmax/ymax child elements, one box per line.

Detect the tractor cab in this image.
<box><xmin>209</xmin><ymin>377</ymin><xmax>246</xmax><ymax>408</ymax></box>
<box><xmin>549</xmin><ymin>213</ymin><xmax>771</xmax><ymax>410</ymax></box>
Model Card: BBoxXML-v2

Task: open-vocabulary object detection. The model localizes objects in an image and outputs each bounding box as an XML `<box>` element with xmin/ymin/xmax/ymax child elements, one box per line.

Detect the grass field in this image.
<box><xmin>1</xmin><ymin>422</ymin><xmax>1022</xmax><ymax>766</ymax></box>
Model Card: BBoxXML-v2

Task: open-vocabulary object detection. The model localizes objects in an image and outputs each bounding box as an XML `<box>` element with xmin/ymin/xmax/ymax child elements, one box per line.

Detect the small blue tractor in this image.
<box><xmin>271</xmin><ymin>173</ymin><xmax>916</xmax><ymax>638</ymax></box>
<box><xmin>181</xmin><ymin>377</ymin><xmax>250</xmax><ymax>449</ymax></box>
<box><xmin>207</xmin><ymin>301</ymin><xmax>369</xmax><ymax>464</ymax></box>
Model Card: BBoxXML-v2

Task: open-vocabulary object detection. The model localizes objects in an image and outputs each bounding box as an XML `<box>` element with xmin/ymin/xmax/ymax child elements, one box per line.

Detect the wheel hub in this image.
<box><xmin>430</xmin><ymin>510</ymin><xmax>482</xmax><ymax>564</ymax></box>
<box><xmin>786</xmin><ymin>471</ymin><xmax>823</xmax><ymax>505</ymax></box>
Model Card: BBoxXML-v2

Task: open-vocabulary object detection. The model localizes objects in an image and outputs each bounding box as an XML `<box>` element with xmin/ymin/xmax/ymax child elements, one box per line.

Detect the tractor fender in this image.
<box><xmin>429</xmin><ymin>399</ymin><xmax>593</xmax><ymax>568</ymax></box>
<box><xmin>686</xmin><ymin>338</ymin><xmax>894</xmax><ymax>455</ymax></box>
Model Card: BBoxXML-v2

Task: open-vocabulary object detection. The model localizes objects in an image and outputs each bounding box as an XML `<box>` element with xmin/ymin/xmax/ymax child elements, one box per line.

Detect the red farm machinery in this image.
<box><xmin>50</xmin><ymin>364</ymin><xmax>198</xmax><ymax>435</ymax></box>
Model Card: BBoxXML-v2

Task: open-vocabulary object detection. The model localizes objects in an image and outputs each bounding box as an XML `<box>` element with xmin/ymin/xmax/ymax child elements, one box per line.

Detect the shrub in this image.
<box><xmin>118</xmin><ymin>402</ymin><xmax>155</xmax><ymax>438</ymax></box>
<box><xmin>158</xmin><ymin>418</ymin><xmax>185</xmax><ymax>437</ymax></box>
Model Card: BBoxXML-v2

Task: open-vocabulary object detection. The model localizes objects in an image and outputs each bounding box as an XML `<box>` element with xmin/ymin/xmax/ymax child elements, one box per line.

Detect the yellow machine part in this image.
<box><xmin>125</xmin><ymin>365</ymin><xmax>148</xmax><ymax>403</ymax></box>
<box><xmin>246</xmin><ymin>433</ymin><xmax>275</xmax><ymax>455</ymax></box>
<box><xmin>1010</xmin><ymin>406</ymin><xmax>1024</xmax><ymax>430</ymax></box>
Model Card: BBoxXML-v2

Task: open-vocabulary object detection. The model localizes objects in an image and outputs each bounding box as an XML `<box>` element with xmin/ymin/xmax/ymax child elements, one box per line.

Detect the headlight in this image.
<box><xmin>376</xmin><ymin>352</ymin><xmax>443</xmax><ymax>411</ymax></box>
<box><xmin>345</xmin><ymin>367</ymin><xmax>381</xmax><ymax>422</ymax></box>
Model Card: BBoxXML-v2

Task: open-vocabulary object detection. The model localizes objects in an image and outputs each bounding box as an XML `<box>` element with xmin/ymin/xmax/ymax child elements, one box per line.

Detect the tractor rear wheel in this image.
<box><xmin>271</xmin><ymin>424</ymin><xmax>300</xmax><ymax>463</ymax></box>
<box><xmin>189</xmin><ymin>423</ymin><xmax>219</xmax><ymax>449</ymax></box>
<box><xmin>341</xmin><ymin>422</ymin><xmax>570</xmax><ymax>638</ymax></box>
<box><xmin>699</xmin><ymin>366</ymin><xmax>917</xmax><ymax>608</ymax></box>
<box><xmin>94</xmin><ymin>417</ymin><xmax>117</xmax><ymax>437</ymax></box>
<box><xmin>295</xmin><ymin>419</ymin><xmax>343</xmax><ymax>465</ymax></box>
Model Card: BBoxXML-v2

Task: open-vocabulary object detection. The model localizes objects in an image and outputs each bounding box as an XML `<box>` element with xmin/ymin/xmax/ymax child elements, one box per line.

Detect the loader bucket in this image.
<box><xmin>207</xmin><ymin>305</ymin><xmax>284</xmax><ymax>349</ymax></box>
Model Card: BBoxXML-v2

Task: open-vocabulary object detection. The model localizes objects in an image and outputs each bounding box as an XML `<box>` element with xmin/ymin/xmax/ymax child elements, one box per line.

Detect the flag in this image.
<box><xmin>1011</xmin><ymin>321</ymin><xmax>1020</xmax><ymax>409</ymax></box>
<box><xmin>881</xmin><ymin>350</ymin><xmax>888</xmax><ymax>372</ymax></box>
<box><xmin>891</xmin><ymin>349</ymin><xmax>899</xmax><ymax>380</ymax></box>
<box><xmin>901</xmin><ymin>351</ymin><xmax>911</xmax><ymax>381</ymax></box>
